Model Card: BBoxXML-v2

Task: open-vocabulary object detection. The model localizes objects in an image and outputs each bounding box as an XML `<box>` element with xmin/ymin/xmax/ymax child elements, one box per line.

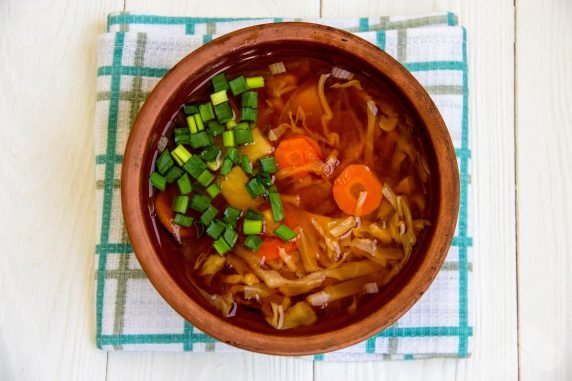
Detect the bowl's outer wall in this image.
<box><xmin>121</xmin><ymin>23</ymin><xmax>459</xmax><ymax>355</ymax></box>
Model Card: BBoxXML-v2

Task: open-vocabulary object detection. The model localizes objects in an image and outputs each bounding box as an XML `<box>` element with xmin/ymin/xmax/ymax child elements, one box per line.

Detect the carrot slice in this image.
<box><xmin>258</xmin><ymin>237</ymin><xmax>297</xmax><ymax>261</ymax></box>
<box><xmin>274</xmin><ymin>135</ymin><xmax>322</xmax><ymax>169</ymax></box>
<box><xmin>332</xmin><ymin>164</ymin><xmax>383</xmax><ymax>216</ymax></box>
<box><xmin>154</xmin><ymin>186</ymin><xmax>194</xmax><ymax>238</ymax></box>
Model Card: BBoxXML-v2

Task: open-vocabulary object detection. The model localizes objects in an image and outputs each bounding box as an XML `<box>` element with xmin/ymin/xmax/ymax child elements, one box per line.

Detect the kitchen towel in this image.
<box><xmin>94</xmin><ymin>11</ymin><xmax>473</xmax><ymax>360</ymax></box>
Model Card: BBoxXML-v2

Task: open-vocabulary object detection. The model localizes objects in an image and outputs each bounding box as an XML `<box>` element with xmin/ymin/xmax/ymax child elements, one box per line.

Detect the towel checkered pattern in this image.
<box><xmin>94</xmin><ymin>11</ymin><xmax>473</xmax><ymax>360</ymax></box>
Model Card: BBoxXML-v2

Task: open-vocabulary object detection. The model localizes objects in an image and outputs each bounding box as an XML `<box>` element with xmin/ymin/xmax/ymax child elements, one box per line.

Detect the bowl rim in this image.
<box><xmin>121</xmin><ymin>22</ymin><xmax>459</xmax><ymax>355</ymax></box>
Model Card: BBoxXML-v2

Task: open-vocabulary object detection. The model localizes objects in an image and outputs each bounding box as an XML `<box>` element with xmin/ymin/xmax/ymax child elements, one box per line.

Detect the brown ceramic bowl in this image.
<box><xmin>122</xmin><ymin>22</ymin><xmax>459</xmax><ymax>355</ymax></box>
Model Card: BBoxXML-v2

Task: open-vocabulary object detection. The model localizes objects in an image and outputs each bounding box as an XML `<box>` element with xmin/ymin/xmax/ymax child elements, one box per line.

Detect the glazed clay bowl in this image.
<box><xmin>122</xmin><ymin>22</ymin><xmax>459</xmax><ymax>355</ymax></box>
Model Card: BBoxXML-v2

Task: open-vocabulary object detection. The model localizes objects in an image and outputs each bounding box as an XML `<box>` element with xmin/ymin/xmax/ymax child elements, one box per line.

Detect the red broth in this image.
<box><xmin>147</xmin><ymin>57</ymin><xmax>432</xmax><ymax>330</ymax></box>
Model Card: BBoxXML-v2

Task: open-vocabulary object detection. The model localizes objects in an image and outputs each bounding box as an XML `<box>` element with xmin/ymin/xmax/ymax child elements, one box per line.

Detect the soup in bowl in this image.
<box><xmin>122</xmin><ymin>23</ymin><xmax>459</xmax><ymax>355</ymax></box>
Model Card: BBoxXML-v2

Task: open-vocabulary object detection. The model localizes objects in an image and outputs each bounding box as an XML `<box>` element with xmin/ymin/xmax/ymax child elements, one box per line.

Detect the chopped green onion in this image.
<box><xmin>222</xmin><ymin>130</ymin><xmax>235</xmax><ymax>147</ymax></box>
<box><xmin>240</xmin><ymin>154</ymin><xmax>253</xmax><ymax>175</ymax></box>
<box><xmin>206</xmin><ymin>219</ymin><xmax>226</xmax><ymax>239</ymax></box>
<box><xmin>257</xmin><ymin>172</ymin><xmax>273</xmax><ymax>187</ymax></box>
<box><xmin>200</xmin><ymin>205</ymin><xmax>218</xmax><ymax>226</ymax></box>
<box><xmin>235</xmin><ymin>122</ymin><xmax>249</xmax><ymax>130</ymax></box>
<box><xmin>210</xmin><ymin>90</ymin><xmax>228</xmax><ymax>106</ymax></box>
<box><xmin>226</xmin><ymin>147</ymin><xmax>240</xmax><ymax>164</ymax></box>
<box><xmin>241</xmin><ymin>91</ymin><xmax>258</xmax><ymax>108</ymax></box>
<box><xmin>165</xmin><ymin>166</ymin><xmax>184</xmax><ymax>183</ymax></box>
<box><xmin>183</xmin><ymin>104</ymin><xmax>199</xmax><ymax>115</ymax></box>
<box><xmin>234</xmin><ymin>128</ymin><xmax>253</xmax><ymax>145</ymax></box>
<box><xmin>199</xmin><ymin>103</ymin><xmax>215</xmax><ymax>122</ymax></box>
<box><xmin>183</xmin><ymin>155</ymin><xmax>207</xmax><ymax>178</ymax></box>
<box><xmin>243</xmin><ymin>219</ymin><xmax>263</xmax><ymax>235</ymax></box>
<box><xmin>172</xmin><ymin>145</ymin><xmax>192</xmax><ymax>165</ymax></box>
<box><xmin>172</xmin><ymin>195</ymin><xmax>189</xmax><ymax>214</ymax></box>
<box><xmin>245</xmin><ymin>177</ymin><xmax>266</xmax><ymax>198</ymax></box>
<box><xmin>258</xmin><ymin>157</ymin><xmax>277</xmax><ymax>174</ymax></box>
<box><xmin>150</xmin><ymin>172</ymin><xmax>167</xmax><ymax>191</ymax></box>
<box><xmin>206</xmin><ymin>184</ymin><xmax>221</xmax><ymax>199</ymax></box>
<box><xmin>199</xmin><ymin>145</ymin><xmax>222</xmax><ymax>162</ymax></box>
<box><xmin>226</xmin><ymin>120</ymin><xmax>237</xmax><ymax>130</ymax></box>
<box><xmin>156</xmin><ymin>149</ymin><xmax>174</xmax><ymax>175</ymax></box>
<box><xmin>190</xmin><ymin>194</ymin><xmax>211</xmax><ymax>212</ymax></box>
<box><xmin>214</xmin><ymin>102</ymin><xmax>233</xmax><ymax>124</ymax></box>
<box><xmin>213</xmin><ymin>237</ymin><xmax>231</xmax><ymax>256</ymax></box>
<box><xmin>220</xmin><ymin>158</ymin><xmax>233</xmax><ymax>175</ymax></box>
<box><xmin>241</xmin><ymin>107</ymin><xmax>257</xmax><ymax>122</ymax></box>
<box><xmin>223</xmin><ymin>226</ymin><xmax>239</xmax><ymax>248</ymax></box>
<box><xmin>223</xmin><ymin>207</ymin><xmax>242</xmax><ymax>227</ymax></box>
<box><xmin>274</xmin><ymin>224</ymin><xmax>297</xmax><ymax>241</ymax></box>
<box><xmin>187</xmin><ymin>115</ymin><xmax>198</xmax><ymax>134</ymax></box>
<box><xmin>174</xmin><ymin>128</ymin><xmax>191</xmax><ymax>145</ymax></box>
<box><xmin>229</xmin><ymin>76</ymin><xmax>249</xmax><ymax>96</ymax></box>
<box><xmin>207</xmin><ymin>120</ymin><xmax>224</xmax><ymax>136</ymax></box>
<box><xmin>173</xmin><ymin>213</ymin><xmax>193</xmax><ymax>227</ymax></box>
<box><xmin>194</xmin><ymin>113</ymin><xmax>205</xmax><ymax>131</ymax></box>
<box><xmin>177</xmin><ymin>173</ymin><xmax>193</xmax><ymax>194</ymax></box>
<box><xmin>206</xmin><ymin>158</ymin><xmax>222</xmax><ymax>171</ymax></box>
<box><xmin>269</xmin><ymin>191</ymin><xmax>284</xmax><ymax>222</ymax></box>
<box><xmin>246</xmin><ymin>76</ymin><xmax>264</xmax><ymax>89</ymax></box>
<box><xmin>212</xmin><ymin>73</ymin><xmax>229</xmax><ymax>93</ymax></box>
<box><xmin>190</xmin><ymin>131</ymin><xmax>211</xmax><ymax>149</ymax></box>
<box><xmin>243</xmin><ymin>235</ymin><xmax>263</xmax><ymax>252</ymax></box>
<box><xmin>245</xmin><ymin>208</ymin><xmax>263</xmax><ymax>220</ymax></box>
<box><xmin>196</xmin><ymin>170</ymin><xmax>215</xmax><ymax>187</ymax></box>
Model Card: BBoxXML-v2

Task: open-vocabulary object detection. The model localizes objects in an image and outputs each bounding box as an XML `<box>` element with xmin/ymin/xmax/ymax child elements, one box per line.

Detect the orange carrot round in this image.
<box><xmin>274</xmin><ymin>135</ymin><xmax>322</xmax><ymax>169</ymax></box>
<box><xmin>332</xmin><ymin>164</ymin><xmax>383</xmax><ymax>216</ymax></box>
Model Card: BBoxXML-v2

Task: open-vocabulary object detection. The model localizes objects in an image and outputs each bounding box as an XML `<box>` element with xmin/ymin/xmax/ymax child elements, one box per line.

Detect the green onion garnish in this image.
<box><xmin>235</xmin><ymin>122</ymin><xmax>249</xmax><ymax>130</ymax></box>
<box><xmin>229</xmin><ymin>76</ymin><xmax>249</xmax><ymax>96</ymax></box>
<box><xmin>212</xmin><ymin>73</ymin><xmax>229</xmax><ymax>93</ymax></box>
<box><xmin>194</xmin><ymin>113</ymin><xmax>205</xmax><ymax>131</ymax></box>
<box><xmin>234</xmin><ymin>127</ymin><xmax>253</xmax><ymax>145</ymax></box>
<box><xmin>172</xmin><ymin>144</ymin><xmax>192</xmax><ymax>165</ymax></box>
<box><xmin>220</xmin><ymin>158</ymin><xmax>233</xmax><ymax>175</ymax></box>
<box><xmin>199</xmin><ymin>103</ymin><xmax>215</xmax><ymax>122</ymax></box>
<box><xmin>243</xmin><ymin>235</ymin><xmax>263</xmax><ymax>252</ymax></box>
<box><xmin>223</xmin><ymin>226</ymin><xmax>239</xmax><ymax>248</ymax></box>
<box><xmin>240</xmin><ymin>154</ymin><xmax>253</xmax><ymax>175</ymax></box>
<box><xmin>177</xmin><ymin>173</ymin><xmax>193</xmax><ymax>194</ymax></box>
<box><xmin>223</xmin><ymin>207</ymin><xmax>242</xmax><ymax>227</ymax></box>
<box><xmin>206</xmin><ymin>157</ymin><xmax>222</xmax><ymax>171</ymax></box>
<box><xmin>173</xmin><ymin>213</ymin><xmax>193</xmax><ymax>227</ymax></box>
<box><xmin>210</xmin><ymin>90</ymin><xmax>228</xmax><ymax>106</ymax></box>
<box><xmin>200</xmin><ymin>205</ymin><xmax>218</xmax><ymax>226</ymax></box>
<box><xmin>187</xmin><ymin>115</ymin><xmax>198</xmax><ymax>134</ymax></box>
<box><xmin>196</xmin><ymin>170</ymin><xmax>215</xmax><ymax>187</ymax></box>
<box><xmin>226</xmin><ymin>120</ymin><xmax>237</xmax><ymax>130</ymax></box>
<box><xmin>274</xmin><ymin>224</ymin><xmax>297</xmax><ymax>241</ymax></box>
<box><xmin>222</xmin><ymin>130</ymin><xmax>235</xmax><ymax>147</ymax></box>
<box><xmin>190</xmin><ymin>194</ymin><xmax>211</xmax><ymax>212</ymax></box>
<box><xmin>165</xmin><ymin>166</ymin><xmax>184</xmax><ymax>183</ymax></box>
<box><xmin>258</xmin><ymin>157</ymin><xmax>277</xmax><ymax>174</ymax></box>
<box><xmin>190</xmin><ymin>131</ymin><xmax>211</xmax><ymax>149</ymax></box>
<box><xmin>240</xmin><ymin>107</ymin><xmax>257</xmax><ymax>122</ymax></box>
<box><xmin>207</xmin><ymin>120</ymin><xmax>224</xmax><ymax>136</ymax></box>
<box><xmin>243</xmin><ymin>219</ymin><xmax>263</xmax><ymax>235</ymax></box>
<box><xmin>213</xmin><ymin>237</ymin><xmax>231</xmax><ymax>255</ymax></box>
<box><xmin>269</xmin><ymin>191</ymin><xmax>284</xmax><ymax>222</ymax></box>
<box><xmin>245</xmin><ymin>177</ymin><xmax>266</xmax><ymax>198</ymax></box>
<box><xmin>199</xmin><ymin>145</ymin><xmax>222</xmax><ymax>162</ymax></box>
<box><xmin>183</xmin><ymin>104</ymin><xmax>199</xmax><ymax>115</ymax></box>
<box><xmin>245</xmin><ymin>208</ymin><xmax>263</xmax><ymax>220</ymax></box>
<box><xmin>257</xmin><ymin>172</ymin><xmax>273</xmax><ymax>187</ymax></box>
<box><xmin>245</xmin><ymin>76</ymin><xmax>264</xmax><ymax>89</ymax></box>
<box><xmin>226</xmin><ymin>147</ymin><xmax>240</xmax><ymax>164</ymax></box>
<box><xmin>214</xmin><ymin>101</ymin><xmax>233</xmax><ymax>124</ymax></box>
<box><xmin>156</xmin><ymin>149</ymin><xmax>174</xmax><ymax>175</ymax></box>
<box><xmin>150</xmin><ymin>172</ymin><xmax>167</xmax><ymax>191</ymax></box>
<box><xmin>183</xmin><ymin>155</ymin><xmax>207</xmax><ymax>179</ymax></box>
<box><xmin>206</xmin><ymin>183</ymin><xmax>221</xmax><ymax>199</ymax></box>
<box><xmin>174</xmin><ymin>128</ymin><xmax>191</xmax><ymax>145</ymax></box>
<box><xmin>206</xmin><ymin>219</ymin><xmax>226</xmax><ymax>239</ymax></box>
<box><xmin>172</xmin><ymin>195</ymin><xmax>189</xmax><ymax>214</ymax></box>
<box><xmin>241</xmin><ymin>91</ymin><xmax>258</xmax><ymax>109</ymax></box>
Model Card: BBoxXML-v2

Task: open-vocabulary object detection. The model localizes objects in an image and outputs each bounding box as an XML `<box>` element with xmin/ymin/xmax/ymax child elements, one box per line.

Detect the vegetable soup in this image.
<box><xmin>147</xmin><ymin>57</ymin><xmax>432</xmax><ymax>330</ymax></box>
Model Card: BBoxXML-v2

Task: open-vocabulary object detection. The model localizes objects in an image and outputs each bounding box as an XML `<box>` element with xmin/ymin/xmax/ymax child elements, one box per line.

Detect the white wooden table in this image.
<box><xmin>1</xmin><ymin>0</ymin><xmax>570</xmax><ymax>380</ymax></box>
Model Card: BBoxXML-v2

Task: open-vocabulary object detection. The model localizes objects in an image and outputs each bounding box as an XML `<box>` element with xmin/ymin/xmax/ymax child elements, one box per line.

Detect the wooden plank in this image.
<box><xmin>317</xmin><ymin>1</ymin><xmax>518</xmax><ymax>380</ymax></box>
<box><xmin>0</xmin><ymin>0</ymin><xmax>122</xmax><ymax>380</ymax></box>
<box><xmin>516</xmin><ymin>0</ymin><xmax>572</xmax><ymax>379</ymax></box>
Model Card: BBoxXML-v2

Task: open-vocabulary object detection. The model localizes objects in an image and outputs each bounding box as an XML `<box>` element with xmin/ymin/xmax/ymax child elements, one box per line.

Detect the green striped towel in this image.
<box><xmin>95</xmin><ymin>12</ymin><xmax>473</xmax><ymax>361</ymax></box>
